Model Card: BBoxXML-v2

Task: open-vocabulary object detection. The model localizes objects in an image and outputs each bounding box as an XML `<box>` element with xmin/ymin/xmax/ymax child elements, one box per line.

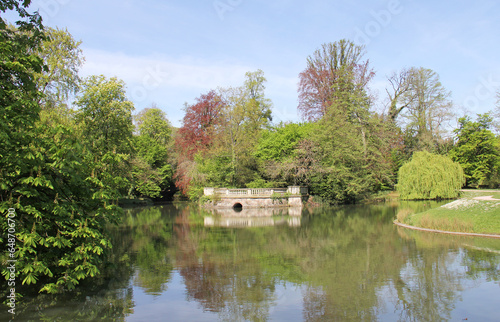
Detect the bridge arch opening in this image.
<box><xmin>233</xmin><ymin>203</ymin><xmax>243</xmax><ymax>212</ymax></box>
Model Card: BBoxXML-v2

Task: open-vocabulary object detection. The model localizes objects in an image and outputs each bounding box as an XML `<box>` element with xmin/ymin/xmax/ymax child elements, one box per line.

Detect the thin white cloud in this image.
<box><xmin>80</xmin><ymin>48</ymin><xmax>253</xmax><ymax>90</ymax></box>
<box><xmin>79</xmin><ymin>48</ymin><xmax>301</xmax><ymax>126</ymax></box>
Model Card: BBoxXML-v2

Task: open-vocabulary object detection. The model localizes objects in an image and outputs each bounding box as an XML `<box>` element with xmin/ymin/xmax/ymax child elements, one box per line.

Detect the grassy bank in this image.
<box><xmin>396</xmin><ymin>190</ymin><xmax>500</xmax><ymax>235</ymax></box>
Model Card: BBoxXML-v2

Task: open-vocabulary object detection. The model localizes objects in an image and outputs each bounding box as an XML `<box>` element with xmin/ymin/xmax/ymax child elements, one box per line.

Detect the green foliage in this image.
<box><xmin>134</xmin><ymin>134</ymin><xmax>169</xmax><ymax>168</ymax></box>
<box><xmin>182</xmin><ymin>70</ymin><xmax>273</xmax><ymax>197</ymax></box>
<box><xmin>245</xmin><ymin>179</ymin><xmax>277</xmax><ymax>189</ymax></box>
<box><xmin>242</xmin><ymin>69</ymin><xmax>273</xmax><ymax>125</ymax></box>
<box><xmin>130</xmin><ymin>156</ymin><xmax>162</xmax><ymax>198</ymax></box>
<box><xmin>76</xmin><ymin>75</ymin><xmax>134</xmax><ymax>155</ymax></box>
<box><xmin>252</xmin><ymin>122</ymin><xmax>314</xmax><ymax>188</ymax></box>
<box><xmin>1</xmin><ymin>104</ymin><xmax>121</xmax><ymax>294</ymax></box>
<box><xmin>135</xmin><ymin>107</ymin><xmax>171</xmax><ymax>146</ymax></box>
<box><xmin>255</xmin><ymin>122</ymin><xmax>313</xmax><ymax>161</ymax></box>
<box><xmin>397</xmin><ymin>151</ymin><xmax>465</xmax><ymax>200</ymax></box>
<box><xmin>0</xmin><ymin>7</ymin><xmax>124</xmax><ymax>295</ymax></box>
<box><xmin>130</xmin><ymin>107</ymin><xmax>174</xmax><ymax>198</ymax></box>
<box><xmin>187</xmin><ymin>185</ymin><xmax>205</xmax><ymax>201</ymax></box>
<box><xmin>449</xmin><ymin>114</ymin><xmax>500</xmax><ymax>188</ymax></box>
<box><xmin>199</xmin><ymin>192</ymin><xmax>221</xmax><ymax>205</ymax></box>
<box><xmin>34</xmin><ymin>27</ymin><xmax>84</xmax><ymax>108</ymax></box>
<box><xmin>1</xmin><ymin>66</ymin><xmax>117</xmax><ymax>295</ymax></box>
<box><xmin>270</xmin><ymin>192</ymin><xmax>283</xmax><ymax>201</ymax></box>
<box><xmin>294</xmin><ymin>42</ymin><xmax>396</xmax><ymax>203</ymax></box>
<box><xmin>307</xmin><ymin>89</ymin><xmax>394</xmax><ymax>203</ymax></box>
<box><xmin>217</xmin><ymin>70</ymin><xmax>272</xmax><ymax>187</ymax></box>
<box><xmin>75</xmin><ymin>75</ymin><xmax>135</xmax><ymax>196</ymax></box>
<box><xmin>269</xmin><ymin>192</ymin><xmax>291</xmax><ymax>204</ymax></box>
<box><xmin>195</xmin><ymin>153</ymin><xmax>234</xmax><ymax>188</ymax></box>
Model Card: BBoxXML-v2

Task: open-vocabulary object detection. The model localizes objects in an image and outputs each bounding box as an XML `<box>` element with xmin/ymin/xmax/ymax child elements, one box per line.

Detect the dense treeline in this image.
<box><xmin>0</xmin><ymin>1</ymin><xmax>174</xmax><ymax>294</ymax></box>
<box><xmin>1</xmin><ymin>0</ymin><xmax>500</xmax><ymax>293</ymax></box>
<box><xmin>176</xmin><ymin>40</ymin><xmax>500</xmax><ymax>202</ymax></box>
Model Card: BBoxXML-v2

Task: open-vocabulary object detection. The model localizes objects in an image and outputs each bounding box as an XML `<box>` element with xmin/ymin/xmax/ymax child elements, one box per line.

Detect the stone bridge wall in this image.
<box><xmin>203</xmin><ymin>186</ymin><xmax>308</xmax><ymax>209</ymax></box>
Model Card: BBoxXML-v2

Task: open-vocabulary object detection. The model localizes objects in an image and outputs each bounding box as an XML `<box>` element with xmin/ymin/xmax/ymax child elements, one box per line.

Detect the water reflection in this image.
<box><xmin>204</xmin><ymin>216</ymin><xmax>302</xmax><ymax>228</ymax></box>
<box><xmin>206</xmin><ymin>206</ymin><xmax>303</xmax><ymax>217</ymax></box>
<box><xmin>204</xmin><ymin>207</ymin><xmax>303</xmax><ymax>228</ymax></box>
<box><xmin>3</xmin><ymin>201</ymin><xmax>500</xmax><ymax>321</ymax></box>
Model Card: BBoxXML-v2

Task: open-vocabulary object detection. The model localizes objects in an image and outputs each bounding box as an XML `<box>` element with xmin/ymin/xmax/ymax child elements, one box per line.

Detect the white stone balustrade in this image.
<box><xmin>204</xmin><ymin>186</ymin><xmax>307</xmax><ymax>197</ymax></box>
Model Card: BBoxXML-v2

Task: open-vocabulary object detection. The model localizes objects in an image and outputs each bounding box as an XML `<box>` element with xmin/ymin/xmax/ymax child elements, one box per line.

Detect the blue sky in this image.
<box><xmin>16</xmin><ymin>0</ymin><xmax>500</xmax><ymax>127</ymax></box>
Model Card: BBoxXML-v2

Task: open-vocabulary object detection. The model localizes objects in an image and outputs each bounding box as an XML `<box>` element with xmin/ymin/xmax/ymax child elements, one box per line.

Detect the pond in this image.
<box><xmin>3</xmin><ymin>201</ymin><xmax>500</xmax><ymax>321</ymax></box>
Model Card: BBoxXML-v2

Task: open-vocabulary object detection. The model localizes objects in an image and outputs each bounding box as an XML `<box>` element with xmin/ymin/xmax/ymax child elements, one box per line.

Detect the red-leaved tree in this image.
<box><xmin>174</xmin><ymin>90</ymin><xmax>224</xmax><ymax>194</ymax></box>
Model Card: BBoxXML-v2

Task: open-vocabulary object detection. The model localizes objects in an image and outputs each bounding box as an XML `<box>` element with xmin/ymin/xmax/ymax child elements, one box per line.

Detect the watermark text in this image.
<box><xmin>354</xmin><ymin>0</ymin><xmax>404</xmax><ymax>46</ymax></box>
<box><xmin>5</xmin><ymin>208</ymin><xmax>17</xmax><ymax>315</ymax></box>
<box><xmin>130</xmin><ymin>65</ymin><xmax>168</xmax><ymax>102</ymax></box>
<box><xmin>463</xmin><ymin>74</ymin><xmax>500</xmax><ymax>111</ymax></box>
<box><xmin>34</xmin><ymin>0</ymin><xmax>72</xmax><ymax>19</ymax></box>
<box><xmin>213</xmin><ymin>0</ymin><xmax>243</xmax><ymax>21</ymax></box>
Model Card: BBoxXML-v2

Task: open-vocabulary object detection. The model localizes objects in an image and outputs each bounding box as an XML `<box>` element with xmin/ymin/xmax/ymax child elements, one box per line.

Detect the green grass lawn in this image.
<box><xmin>397</xmin><ymin>190</ymin><xmax>500</xmax><ymax>235</ymax></box>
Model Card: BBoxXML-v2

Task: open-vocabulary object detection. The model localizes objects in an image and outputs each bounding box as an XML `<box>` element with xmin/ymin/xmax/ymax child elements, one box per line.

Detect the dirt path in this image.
<box><xmin>473</xmin><ymin>196</ymin><xmax>500</xmax><ymax>201</ymax></box>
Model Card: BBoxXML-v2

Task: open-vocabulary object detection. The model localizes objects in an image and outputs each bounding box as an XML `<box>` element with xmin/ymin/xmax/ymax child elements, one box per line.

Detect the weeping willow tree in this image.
<box><xmin>397</xmin><ymin>151</ymin><xmax>465</xmax><ymax>200</ymax></box>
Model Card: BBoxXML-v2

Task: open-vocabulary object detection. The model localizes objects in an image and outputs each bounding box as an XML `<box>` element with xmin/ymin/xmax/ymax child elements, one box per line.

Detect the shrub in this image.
<box><xmin>397</xmin><ymin>151</ymin><xmax>465</xmax><ymax>200</ymax></box>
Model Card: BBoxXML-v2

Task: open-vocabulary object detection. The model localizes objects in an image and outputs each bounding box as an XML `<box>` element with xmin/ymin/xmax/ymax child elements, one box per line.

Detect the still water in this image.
<box><xmin>4</xmin><ymin>202</ymin><xmax>500</xmax><ymax>321</ymax></box>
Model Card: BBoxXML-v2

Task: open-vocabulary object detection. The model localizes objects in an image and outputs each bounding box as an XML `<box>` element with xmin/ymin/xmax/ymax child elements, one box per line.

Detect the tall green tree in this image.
<box><xmin>311</xmin><ymin>106</ymin><xmax>382</xmax><ymax>203</ymax></box>
<box><xmin>212</xmin><ymin>69</ymin><xmax>273</xmax><ymax>187</ymax></box>
<box><xmin>296</xmin><ymin>41</ymin><xmax>396</xmax><ymax>203</ymax></box>
<box><xmin>449</xmin><ymin>114</ymin><xmax>500</xmax><ymax>187</ymax></box>
<box><xmin>131</xmin><ymin>107</ymin><xmax>173</xmax><ymax>198</ymax></box>
<box><xmin>0</xmin><ymin>0</ymin><xmax>46</xmax><ymax>289</ymax></box>
<box><xmin>1</xmin><ymin>0</ymin><xmax>119</xmax><ymax>294</ymax></box>
<box><xmin>135</xmin><ymin>106</ymin><xmax>171</xmax><ymax>146</ymax></box>
<box><xmin>75</xmin><ymin>75</ymin><xmax>135</xmax><ymax>197</ymax></box>
<box><xmin>33</xmin><ymin>27</ymin><xmax>84</xmax><ymax>136</ymax></box>
<box><xmin>35</xmin><ymin>27</ymin><xmax>84</xmax><ymax>109</ymax></box>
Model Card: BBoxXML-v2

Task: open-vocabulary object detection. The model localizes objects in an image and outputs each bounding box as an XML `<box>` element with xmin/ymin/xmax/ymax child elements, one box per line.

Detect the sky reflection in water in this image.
<box><xmin>4</xmin><ymin>201</ymin><xmax>500</xmax><ymax>321</ymax></box>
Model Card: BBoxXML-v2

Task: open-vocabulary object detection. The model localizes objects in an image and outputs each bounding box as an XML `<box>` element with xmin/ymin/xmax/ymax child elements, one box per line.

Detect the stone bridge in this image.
<box><xmin>203</xmin><ymin>186</ymin><xmax>308</xmax><ymax>209</ymax></box>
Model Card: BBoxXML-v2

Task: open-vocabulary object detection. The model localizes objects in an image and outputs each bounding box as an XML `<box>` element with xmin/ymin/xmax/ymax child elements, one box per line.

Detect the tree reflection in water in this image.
<box><xmin>4</xmin><ymin>202</ymin><xmax>500</xmax><ymax>321</ymax></box>
<box><xmin>124</xmin><ymin>207</ymin><xmax>174</xmax><ymax>296</ymax></box>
